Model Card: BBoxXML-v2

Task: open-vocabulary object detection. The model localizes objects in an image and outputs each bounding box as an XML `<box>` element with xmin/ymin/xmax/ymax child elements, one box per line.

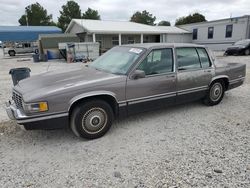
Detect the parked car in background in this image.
<box><xmin>7</xmin><ymin>42</ymin><xmax>38</xmax><ymax>56</ymax></box>
<box><xmin>0</xmin><ymin>41</ymin><xmax>6</xmax><ymax>48</ymax></box>
<box><xmin>224</xmin><ymin>39</ymin><xmax>250</xmax><ymax>56</ymax></box>
<box><xmin>5</xmin><ymin>43</ymin><xmax>246</xmax><ymax>139</ymax></box>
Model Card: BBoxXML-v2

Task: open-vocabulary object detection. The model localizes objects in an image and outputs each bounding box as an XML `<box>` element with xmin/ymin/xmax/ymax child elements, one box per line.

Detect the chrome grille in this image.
<box><xmin>12</xmin><ymin>91</ymin><xmax>23</xmax><ymax>110</ymax></box>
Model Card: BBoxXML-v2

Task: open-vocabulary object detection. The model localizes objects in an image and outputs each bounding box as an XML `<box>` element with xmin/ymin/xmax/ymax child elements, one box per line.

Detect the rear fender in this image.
<box><xmin>209</xmin><ymin>75</ymin><xmax>229</xmax><ymax>89</ymax></box>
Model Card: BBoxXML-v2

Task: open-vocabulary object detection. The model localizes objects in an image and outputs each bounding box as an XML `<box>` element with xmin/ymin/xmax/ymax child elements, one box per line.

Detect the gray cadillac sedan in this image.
<box><xmin>5</xmin><ymin>43</ymin><xmax>246</xmax><ymax>139</ymax></box>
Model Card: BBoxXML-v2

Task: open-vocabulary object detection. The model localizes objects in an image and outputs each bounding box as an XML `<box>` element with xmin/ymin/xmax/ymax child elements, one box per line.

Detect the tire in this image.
<box><xmin>203</xmin><ymin>81</ymin><xmax>225</xmax><ymax>106</ymax></box>
<box><xmin>244</xmin><ymin>49</ymin><xmax>250</xmax><ymax>56</ymax></box>
<box><xmin>8</xmin><ymin>50</ymin><xmax>15</xmax><ymax>56</ymax></box>
<box><xmin>23</xmin><ymin>124</ymin><xmax>34</xmax><ymax>130</ymax></box>
<box><xmin>70</xmin><ymin>100</ymin><xmax>114</xmax><ymax>139</ymax></box>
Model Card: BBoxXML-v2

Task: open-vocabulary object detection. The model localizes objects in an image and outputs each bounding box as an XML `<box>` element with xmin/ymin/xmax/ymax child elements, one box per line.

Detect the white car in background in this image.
<box><xmin>0</xmin><ymin>41</ymin><xmax>5</xmax><ymax>48</ymax></box>
<box><xmin>7</xmin><ymin>42</ymin><xmax>38</xmax><ymax>56</ymax></box>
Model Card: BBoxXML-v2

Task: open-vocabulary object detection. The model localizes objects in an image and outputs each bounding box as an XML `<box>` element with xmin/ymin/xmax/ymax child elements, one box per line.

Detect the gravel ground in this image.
<box><xmin>0</xmin><ymin>50</ymin><xmax>249</xmax><ymax>187</ymax></box>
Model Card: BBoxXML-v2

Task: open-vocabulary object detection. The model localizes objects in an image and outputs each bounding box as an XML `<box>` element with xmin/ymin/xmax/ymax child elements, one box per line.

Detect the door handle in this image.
<box><xmin>204</xmin><ymin>70</ymin><xmax>211</xmax><ymax>73</ymax></box>
<box><xmin>166</xmin><ymin>75</ymin><xmax>175</xmax><ymax>78</ymax></box>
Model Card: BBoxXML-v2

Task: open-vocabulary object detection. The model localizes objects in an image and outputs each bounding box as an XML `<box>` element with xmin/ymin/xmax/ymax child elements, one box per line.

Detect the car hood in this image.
<box><xmin>14</xmin><ymin>66</ymin><xmax>123</xmax><ymax>100</ymax></box>
<box><xmin>227</xmin><ymin>45</ymin><xmax>245</xmax><ymax>50</ymax></box>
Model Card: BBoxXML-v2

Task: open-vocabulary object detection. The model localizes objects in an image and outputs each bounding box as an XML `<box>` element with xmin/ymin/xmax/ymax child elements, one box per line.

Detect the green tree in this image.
<box><xmin>18</xmin><ymin>2</ymin><xmax>54</xmax><ymax>26</ymax></box>
<box><xmin>130</xmin><ymin>10</ymin><xmax>156</xmax><ymax>25</ymax></box>
<box><xmin>158</xmin><ymin>20</ymin><xmax>171</xmax><ymax>26</ymax></box>
<box><xmin>58</xmin><ymin>0</ymin><xmax>82</xmax><ymax>32</ymax></box>
<box><xmin>82</xmin><ymin>8</ymin><xmax>101</xmax><ymax>20</ymax></box>
<box><xmin>175</xmin><ymin>12</ymin><xmax>206</xmax><ymax>25</ymax></box>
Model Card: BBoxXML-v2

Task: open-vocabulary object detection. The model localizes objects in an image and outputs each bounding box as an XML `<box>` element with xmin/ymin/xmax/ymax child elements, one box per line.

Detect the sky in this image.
<box><xmin>0</xmin><ymin>0</ymin><xmax>249</xmax><ymax>26</ymax></box>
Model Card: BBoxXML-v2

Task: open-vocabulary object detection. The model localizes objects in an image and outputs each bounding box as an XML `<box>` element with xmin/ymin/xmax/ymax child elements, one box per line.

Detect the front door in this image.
<box><xmin>175</xmin><ymin>47</ymin><xmax>214</xmax><ymax>103</ymax></box>
<box><xmin>126</xmin><ymin>48</ymin><xmax>177</xmax><ymax>115</ymax></box>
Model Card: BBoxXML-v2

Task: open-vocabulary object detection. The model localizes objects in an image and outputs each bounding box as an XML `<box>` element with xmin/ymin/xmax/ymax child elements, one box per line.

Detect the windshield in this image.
<box><xmin>234</xmin><ymin>40</ymin><xmax>250</xmax><ymax>46</ymax></box>
<box><xmin>90</xmin><ymin>46</ymin><xmax>145</xmax><ymax>75</ymax></box>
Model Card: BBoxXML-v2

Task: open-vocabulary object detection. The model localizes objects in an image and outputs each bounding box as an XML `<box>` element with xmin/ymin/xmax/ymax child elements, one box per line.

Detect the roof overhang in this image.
<box><xmin>66</xmin><ymin>19</ymin><xmax>191</xmax><ymax>35</ymax></box>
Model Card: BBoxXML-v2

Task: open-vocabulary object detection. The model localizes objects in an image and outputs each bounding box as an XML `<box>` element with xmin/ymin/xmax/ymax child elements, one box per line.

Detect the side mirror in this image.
<box><xmin>131</xmin><ymin>70</ymin><xmax>145</xmax><ymax>79</ymax></box>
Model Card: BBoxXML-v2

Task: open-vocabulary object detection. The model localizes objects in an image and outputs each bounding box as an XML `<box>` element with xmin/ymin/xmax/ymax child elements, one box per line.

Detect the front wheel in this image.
<box><xmin>203</xmin><ymin>81</ymin><xmax>225</xmax><ymax>106</ymax></box>
<box><xmin>70</xmin><ymin>100</ymin><xmax>114</xmax><ymax>139</ymax></box>
<box><xmin>8</xmin><ymin>50</ymin><xmax>15</xmax><ymax>56</ymax></box>
<box><xmin>244</xmin><ymin>49</ymin><xmax>250</xmax><ymax>55</ymax></box>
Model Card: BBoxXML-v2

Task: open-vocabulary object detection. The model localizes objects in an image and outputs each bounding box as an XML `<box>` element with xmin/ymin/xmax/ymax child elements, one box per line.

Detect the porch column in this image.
<box><xmin>119</xmin><ymin>33</ymin><xmax>122</xmax><ymax>45</ymax></box>
<box><xmin>140</xmin><ymin>34</ymin><xmax>143</xmax><ymax>43</ymax></box>
<box><xmin>93</xmin><ymin>33</ymin><xmax>96</xmax><ymax>42</ymax></box>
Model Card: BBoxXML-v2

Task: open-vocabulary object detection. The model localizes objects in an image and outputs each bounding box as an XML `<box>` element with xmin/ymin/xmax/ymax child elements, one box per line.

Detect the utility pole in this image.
<box><xmin>26</xmin><ymin>6</ymin><xmax>30</xmax><ymax>26</ymax></box>
<box><xmin>26</xmin><ymin>14</ymin><xmax>28</xmax><ymax>26</ymax></box>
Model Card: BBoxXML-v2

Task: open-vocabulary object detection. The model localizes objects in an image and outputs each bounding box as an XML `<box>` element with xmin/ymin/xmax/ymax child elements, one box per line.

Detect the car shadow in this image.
<box><xmin>0</xmin><ymin>96</ymin><xmax>231</xmax><ymax>144</ymax></box>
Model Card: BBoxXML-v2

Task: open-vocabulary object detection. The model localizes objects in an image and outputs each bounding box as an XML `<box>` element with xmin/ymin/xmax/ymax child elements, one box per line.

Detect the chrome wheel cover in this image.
<box><xmin>82</xmin><ymin>107</ymin><xmax>108</xmax><ymax>134</ymax></box>
<box><xmin>210</xmin><ymin>83</ymin><xmax>223</xmax><ymax>102</ymax></box>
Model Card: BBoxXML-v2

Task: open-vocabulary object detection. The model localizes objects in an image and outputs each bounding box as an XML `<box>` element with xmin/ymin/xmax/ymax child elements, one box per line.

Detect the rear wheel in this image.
<box><xmin>203</xmin><ymin>81</ymin><xmax>225</xmax><ymax>106</ymax></box>
<box><xmin>70</xmin><ymin>100</ymin><xmax>114</xmax><ymax>139</ymax></box>
<box><xmin>8</xmin><ymin>50</ymin><xmax>15</xmax><ymax>56</ymax></box>
<box><xmin>244</xmin><ymin>49</ymin><xmax>250</xmax><ymax>55</ymax></box>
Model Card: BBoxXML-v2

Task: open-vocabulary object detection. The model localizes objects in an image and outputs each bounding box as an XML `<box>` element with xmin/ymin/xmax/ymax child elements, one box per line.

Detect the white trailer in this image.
<box><xmin>59</xmin><ymin>42</ymin><xmax>100</xmax><ymax>62</ymax></box>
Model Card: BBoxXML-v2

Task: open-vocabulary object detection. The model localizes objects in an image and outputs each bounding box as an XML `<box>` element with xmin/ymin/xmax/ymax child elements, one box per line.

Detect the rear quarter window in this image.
<box><xmin>196</xmin><ymin>48</ymin><xmax>211</xmax><ymax>68</ymax></box>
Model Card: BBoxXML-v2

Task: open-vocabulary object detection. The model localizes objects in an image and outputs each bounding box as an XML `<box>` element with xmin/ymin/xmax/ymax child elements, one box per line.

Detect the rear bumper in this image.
<box><xmin>228</xmin><ymin>77</ymin><xmax>245</xmax><ymax>90</ymax></box>
<box><xmin>5</xmin><ymin>100</ymin><xmax>68</xmax><ymax>129</ymax></box>
<box><xmin>224</xmin><ymin>49</ymin><xmax>243</xmax><ymax>55</ymax></box>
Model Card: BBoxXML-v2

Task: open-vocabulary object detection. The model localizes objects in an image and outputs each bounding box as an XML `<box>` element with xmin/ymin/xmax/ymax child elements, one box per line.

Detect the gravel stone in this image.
<box><xmin>0</xmin><ymin>51</ymin><xmax>249</xmax><ymax>187</ymax></box>
<box><xmin>113</xmin><ymin>171</ymin><xmax>122</xmax><ymax>178</ymax></box>
<box><xmin>214</xmin><ymin>169</ymin><xmax>223</xmax><ymax>174</ymax></box>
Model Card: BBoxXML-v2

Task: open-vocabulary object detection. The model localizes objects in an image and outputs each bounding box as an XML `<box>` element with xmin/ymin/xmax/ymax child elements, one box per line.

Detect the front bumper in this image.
<box><xmin>5</xmin><ymin>100</ymin><xmax>69</xmax><ymax>129</ymax></box>
<box><xmin>5</xmin><ymin>100</ymin><xmax>27</xmax><ymax>121</ymax></box>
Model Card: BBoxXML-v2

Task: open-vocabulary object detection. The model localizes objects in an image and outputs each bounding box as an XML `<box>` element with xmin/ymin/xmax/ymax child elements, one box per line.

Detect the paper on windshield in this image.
<box><xmin>129</xmin><ymin>48</ymin><xmax>143</xmax><ymax>54</ymax></box>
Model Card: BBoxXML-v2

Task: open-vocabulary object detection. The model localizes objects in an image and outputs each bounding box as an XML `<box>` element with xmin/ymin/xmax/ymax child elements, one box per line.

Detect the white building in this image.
<box><xmin>178</xmin><ymin>15</ymin><xmax>250</xmax><ymax>50</ymax></box>
<box><xmin>66</xmin><ymin>19</ymin><xmax>191</xmax><ymax>52</ymax></box>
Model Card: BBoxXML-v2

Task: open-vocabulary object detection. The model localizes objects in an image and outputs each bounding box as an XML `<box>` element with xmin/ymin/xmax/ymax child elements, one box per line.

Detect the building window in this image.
<box><xmin>128</xmin><ymin>36</ymin><xmax>135</xmax><ymax>44</ymax></box>
<box><xmin>112</xmin><ymin>36</ymin><xmax>119</xmax><ymax>46</ymax></box>
<box><xmin>208</xmin><ymin>27</ymin><xmax>214</xmax><ymax>39</ymax></box>
<box><xmin>226</xmin><ymin>25</ymin><xmax>233</xmax><ymax>38</ymax></box>
<box><xmin>96</xmin><ymin>35</ymin><xmax>103</xmax><ymax>48</ymax></box>
<box><xmin>193</xmin><ymin>29</ymin><xmax>198</xmax><ymax>40</ymax></box>
<box><xmin>143</xmin><ymin>36</ymin><xmax>149</xmax><ymax>43</ymax></box>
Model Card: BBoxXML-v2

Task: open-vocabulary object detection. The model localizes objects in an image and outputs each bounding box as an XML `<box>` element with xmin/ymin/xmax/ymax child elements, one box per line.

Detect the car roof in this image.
<box><xmin>122</xmin><ymin>43</ymin><xmax>206</xmax><ymax>49</ymax></box>
<box><xmin>235</xmin><ymin>39</ymin><xmax>250</xmax><ymax>43</ymax></box>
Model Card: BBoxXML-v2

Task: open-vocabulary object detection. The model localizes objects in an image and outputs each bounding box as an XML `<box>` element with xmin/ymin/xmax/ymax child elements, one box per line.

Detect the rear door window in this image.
<box><xmin>176</xmin><ymin>47</ymin><xmax>201</xmax><ymax>70</ymax></box>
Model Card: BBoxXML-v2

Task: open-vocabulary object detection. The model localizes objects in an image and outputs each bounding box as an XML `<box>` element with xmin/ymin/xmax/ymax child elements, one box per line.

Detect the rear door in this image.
<box><xmin>176</xmin><ymin>47</ymin><xmax>213</xmax><ymax>103</ymax></box>
<box><xmin>126</xmin><ymin>48</ymin><xmax>176</xmax><ymax>114</ymax></box>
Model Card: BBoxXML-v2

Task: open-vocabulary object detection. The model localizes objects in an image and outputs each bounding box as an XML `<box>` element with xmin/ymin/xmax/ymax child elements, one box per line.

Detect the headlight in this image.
<box><xmin>23</xmin><ymin>102</ymin><xmax>48</xmax><ymax>113</ymax></box>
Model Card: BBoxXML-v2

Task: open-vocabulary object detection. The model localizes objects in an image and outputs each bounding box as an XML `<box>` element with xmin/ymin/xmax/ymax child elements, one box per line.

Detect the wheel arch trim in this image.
<box><xmin>210</xmin><ymin>75</ymin><xmax>229</xmax><ymax>85</ymax></box>
<box><xmin>68</xmin><ymin>91</ymin><xmax>119</xmax><ymax>112</ymax></box>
